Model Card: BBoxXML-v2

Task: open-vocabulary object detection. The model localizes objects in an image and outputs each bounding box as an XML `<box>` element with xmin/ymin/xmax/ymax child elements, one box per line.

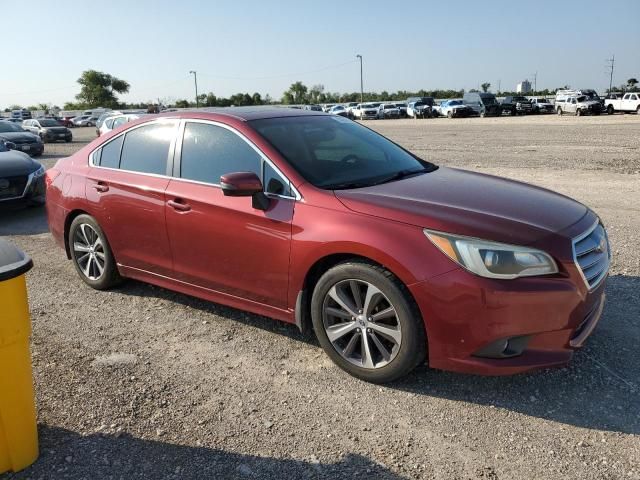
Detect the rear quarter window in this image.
<box><xmin>97</xmin><ymin>135</ymin><xmax>124</xmax><ymax>169</ymax></box>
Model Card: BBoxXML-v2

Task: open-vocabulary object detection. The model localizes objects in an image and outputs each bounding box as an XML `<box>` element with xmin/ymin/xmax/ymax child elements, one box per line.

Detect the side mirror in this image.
<box><xmin>220</xmin><ymin>171</ymin><xmax>269</xmax><ymax>210</ymax></box>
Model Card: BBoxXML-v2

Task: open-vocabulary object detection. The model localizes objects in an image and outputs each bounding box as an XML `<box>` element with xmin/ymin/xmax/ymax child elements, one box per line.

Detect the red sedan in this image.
<box><xmin>45</xmin><ymin>108</ymin><xmax>609</xmax><ymax>383</ymax></box>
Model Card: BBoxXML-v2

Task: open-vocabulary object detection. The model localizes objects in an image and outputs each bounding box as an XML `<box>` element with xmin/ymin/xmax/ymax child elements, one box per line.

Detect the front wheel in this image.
<box><xmin>607</xmin><ymin>105</ymin><xmax>614</xmax><ymax>115</ymax></box>
<box><xmin>447</xmin><ymin>111</ymin><xmax>453</xmax><ymax>119</ymax></box>
<box><xmin>557</xmin><ymin>108</ymin><xmax>563</xmax><ymax>116</ymax></box>
<box><xmin>68</xmin><ymin>214</ymin><xmax>123</xmax><ymax>290</ymax></box>
<box><xmin>311</xmin><ymin>261</ymin><xmax>426</xmax><ymax>383</ymax></box>
<box><xmin>637</xmin><ymin>106</ymin><xmax>640</xmax><ymax>115</ymax></box>
<box><xmin>576</xmin><ymin>109</ymin><xmax>582</xmax><ymax>116</ymax></box>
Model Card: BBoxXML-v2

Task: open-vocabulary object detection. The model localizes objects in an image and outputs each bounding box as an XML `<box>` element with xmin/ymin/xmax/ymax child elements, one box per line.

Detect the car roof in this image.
<box><xmin>176</xmin><ymin>106</ymin><xmax>327</xmax><ymax>121</ymax></box>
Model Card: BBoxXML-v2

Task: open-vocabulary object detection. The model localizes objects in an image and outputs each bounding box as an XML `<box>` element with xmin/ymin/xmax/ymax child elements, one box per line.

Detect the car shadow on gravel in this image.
<box><xmin>392</xmin><ymin>274</ymin><xmax>640</xmax><ymax>436</ymax></box>
<box><xmin>2</xmin><ymin>425</ymin><xmax>407</xmax><ymax>480</ymax></box>
<box><xmin>115</xmin><ymin>274</ymin><xmax>639</xmax><ymax>436</ymax></box>
<box><xmin>0</xmin><ymin>204</ymin><xmax>49</xmax><ymax>236</ymax></box>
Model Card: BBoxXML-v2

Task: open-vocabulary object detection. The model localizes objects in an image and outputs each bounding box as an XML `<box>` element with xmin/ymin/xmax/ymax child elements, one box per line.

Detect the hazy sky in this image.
<box><xmin>3</xmin><ymin>0</ymin><xmax>639</xmax><ymax>107</ymax></box>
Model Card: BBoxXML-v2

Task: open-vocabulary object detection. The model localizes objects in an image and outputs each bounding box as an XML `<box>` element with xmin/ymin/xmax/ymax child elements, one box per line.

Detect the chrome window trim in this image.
<box><xmin>173</xmin><ymin>118</ymin><xmax>302</xmax><ymax>201</ymax></box>
<box><xmin>89</xmin><ymin>118</ymin><xmax>180</xmax><ymax>178</ymax></box>
<box><xmin>572</xmin><ymin>219</ymin><xmax>610</xmax><ymax>291</ymax></box>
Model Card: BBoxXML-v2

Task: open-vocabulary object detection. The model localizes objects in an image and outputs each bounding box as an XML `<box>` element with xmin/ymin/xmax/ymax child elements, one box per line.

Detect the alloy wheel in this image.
<box><xmin>73</xmin><ymin>223</ymin><xmax>106</xmax><ymax>280</ymax></box>
<box><xmin>322</xmin><ymin>279</ymin><xmax>402</xmax><ymax>369</ymax></box>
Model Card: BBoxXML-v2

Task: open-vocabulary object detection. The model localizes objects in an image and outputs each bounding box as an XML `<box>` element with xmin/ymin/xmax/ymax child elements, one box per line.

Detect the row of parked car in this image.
<box><xmin>302</xmin><ymin>89</ymin><xmax>640</xmax><ymax>120</ymax></box>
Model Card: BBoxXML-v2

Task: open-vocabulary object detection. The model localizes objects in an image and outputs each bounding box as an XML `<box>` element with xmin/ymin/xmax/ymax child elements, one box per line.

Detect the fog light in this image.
<box><xmin>473</xmin><ymin>335</ymin><xmax>530</xmax><ymax>359</ymax></box>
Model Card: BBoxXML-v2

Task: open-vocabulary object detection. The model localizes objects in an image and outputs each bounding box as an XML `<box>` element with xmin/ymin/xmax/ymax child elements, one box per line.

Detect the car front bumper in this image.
<box><xmin>0</xmin><ymin>172</ymin><xmax>45</xmax><ymax>205</ymax></box>
<box><xmin>44</xmin><ymin>132</ymin><xmax>72</xmax><ymax>142</ymax></box>
<box><xmin>409</xmin><ymin>267</ymin><xmax>607</xmax><ymax>375</ymax></box>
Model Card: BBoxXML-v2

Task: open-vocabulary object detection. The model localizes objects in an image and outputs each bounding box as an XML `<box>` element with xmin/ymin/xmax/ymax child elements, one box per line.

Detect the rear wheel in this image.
<box><xmin>68</xmin><ymin>214</ymin><xmax>122</xmax><ymax>290</ymax></box>
<box><xmin>311</xmin><ymin>261</ymin><xmax>426</xmax><ymax>383</ymax></box>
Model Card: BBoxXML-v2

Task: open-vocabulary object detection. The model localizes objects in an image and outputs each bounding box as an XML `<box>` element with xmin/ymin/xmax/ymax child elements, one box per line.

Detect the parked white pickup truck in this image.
<box><xmin>604</xmin><ymin>92</ymin><xmax>640</xmax><ymax>114</ymax></box>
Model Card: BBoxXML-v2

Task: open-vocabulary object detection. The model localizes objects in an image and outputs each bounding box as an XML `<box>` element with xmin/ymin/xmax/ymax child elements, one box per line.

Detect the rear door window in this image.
<box><xmin>119</xmin><ymin>123</ymin><xmax>176</xmax><ymax>175</ymax></box>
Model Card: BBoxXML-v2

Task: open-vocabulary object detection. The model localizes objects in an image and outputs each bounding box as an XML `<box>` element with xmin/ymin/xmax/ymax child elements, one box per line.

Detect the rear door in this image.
<box><xmin>164</xmin><ymin>120</ymin><xmax>295</xmax><ymax>309</ymax></box>
<box><xmin>85</xmin><ymin>119</ymin><xmax>179</xmax><ymax>276</ymax></box>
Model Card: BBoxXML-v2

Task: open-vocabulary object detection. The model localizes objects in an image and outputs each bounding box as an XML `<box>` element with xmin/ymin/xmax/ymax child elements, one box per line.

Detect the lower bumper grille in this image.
<box><xmin>0</xmin><ymin>175</ymin><xmax>28</xmax><ymax>200</ymax></box>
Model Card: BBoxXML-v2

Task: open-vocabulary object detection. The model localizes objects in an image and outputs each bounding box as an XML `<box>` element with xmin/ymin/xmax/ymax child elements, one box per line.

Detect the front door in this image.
<box><xmin>164</xmin><ymin>120</ymin><xmax>295</xmax><ymax>309</ymax></box>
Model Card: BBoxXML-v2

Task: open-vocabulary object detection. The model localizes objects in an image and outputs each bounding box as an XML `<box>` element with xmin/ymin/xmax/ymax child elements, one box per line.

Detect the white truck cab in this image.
<box><xmin>605</xmin><ymin>92</ymin><xmax>640</xmax><ymax>114</ymax></box>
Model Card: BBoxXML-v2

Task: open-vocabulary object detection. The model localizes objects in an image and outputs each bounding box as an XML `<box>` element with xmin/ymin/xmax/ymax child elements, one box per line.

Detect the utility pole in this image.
<box><xmin>356</xmin><ymin>54</ymin><xmax>363</xmax><ymax>103</ymax></box>
<box><xmin>606</xmin><ymin>55</ymin><xmax>615</xmax><ymax>92</ymax></box>
<box><xmin>497</xmin><ymin>79</ymin><xmax>501</xmax><ymax>94</ymax></box>
<box><xmin>189</xmin><ymin>70</ymin><xmax>199</xmax><ymax>108</ymax></box>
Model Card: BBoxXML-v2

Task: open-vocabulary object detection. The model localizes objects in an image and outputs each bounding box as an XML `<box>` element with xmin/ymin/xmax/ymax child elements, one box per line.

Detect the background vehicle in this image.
<box><xmin>303</xmin><ymin>105</ymin><xmax>323</xmax><ymax>112</ymax></box>
<box><xmin>0</xmin><ymin>144</ymin><xmax>45</xmax><ymax>206</ymax></box>
<box><xmin>98</xmin><ymin>113</ymin><xmax>144</xmax><ymax>136</ymax></box>
<box><xmin>22</xmin><ymin>118</ymin><xmax>72</xmax><ymax>143</ymax></box>
<box><xmin>462</xmin><ymin>92</ymin><xmax>502</xmax><ymax>117</ymax></box>
<box><xmin>82</xmin><ymin>108</ymin><xmax>111</xmax><ymax>118</ymax></box>
<box><xmin>394</xmin><ymin>102</ymin><xmax>408</xmax><ymax>118</ymax></box>
<box><xmin>96</xmin><ymin>111</ymin><xmax>122</xmax><ymax>131</ymax></box>
<box><xmin>530</xmin><ymin>98</ymin><xmax>554</xmax><ymax>114</ymax></box>
<box><xmin>0</xmin><ymin>121</ymin><xmax>44</xmax><ymax>156</ymax></box>
<box><xmin>321</xmin><ymin>104</ymin><xmax>335</xmax><ymax>113</ymax></box>
<box><xmin>358</xmin><ymin>103</ymin><xmax>379</xmax><ymax>120</ymax></box>
<box><xmin>1</xmin><ymin>117</ymin><xmax>24</xmax><ymax>124</ymax></box>
<box><xmin>604</xmin><ymin>92</ymin><xmax>640</xmax><ymax>114</ymax></box>
<box><xmin>73</xmin><ymin>115</ymin><xmax>99</xmax><ymax>127</ymax></box>
<box><xmin>46</xmin><ymin>108</ymin><xmax>608</xmax><ymax>383</ymax></box>
<box><xmin>57</xmin><ymin>116</ymin><xmax>76</xmax><ymax>127</ymax></box>
<box><xmin>328</xmin><ymin>105</ymin><xmax>349</xmax><ymax>117</ymax></box>
<box><xmin>407</xmin><ymin>101</ymin><xmax>432</xmax><ymax>118</ymax></box>
<box><xmin>501</xmin><ymin>96</ymin><xmax>533</xmax><ymax>115</ymax></box>
<box><xmin>11</xmin><ymin>109</ymin><xmax>32</xmax><ymax>120</ymax></box>
<box><xmin>435</xmin><ymin>100</ymin><xmax>474</xmax><ymax>118</ymax></box>
<box><xmin>556</xmin><ymin>95</ymin><xmax>601</xmax><ymax>116</ymax></box>
<box><xmin>377</xmin><ymin>104</ymin><xmax>400</xmax><ymax>119</ymax></box>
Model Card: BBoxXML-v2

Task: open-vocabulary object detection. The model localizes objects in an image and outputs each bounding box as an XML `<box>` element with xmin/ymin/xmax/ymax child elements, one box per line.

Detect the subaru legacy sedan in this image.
<box><xmin>45</xmin><ymin>108</ymin><xmax>609</xmax><ymax>383</ymax></box>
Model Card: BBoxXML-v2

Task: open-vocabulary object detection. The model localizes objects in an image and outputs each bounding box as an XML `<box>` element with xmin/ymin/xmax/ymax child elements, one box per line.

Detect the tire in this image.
<box><xmin>480</xmin><ymin>111</ymin><xmax>486</xmax><ymax>118</ymax></box>
<box><xmin>40</xmin><ymin>134</ymin><xmax>47</xmax><ymax>144</ymax></box>
<box><xmin>68</xmin><ymin>214</ymin><xmax>123</xmax><ymax>290</ymax></box>
<box><xmin>637</xmin><ymin>106</ymin><xmax>640</xmax><ymax>115</ymax></box>
<box><xmin>310</xmin><ymin>261</ymin><xmax>426</xmax><ymax>383</ymax></box>
<box><xmin>557</xmin><ymin>108</ymin><xmax>563</xmax><ymax>116</ymax></box>
<box><xmin>447</xmin><ymin>111</ymin><xmax>453</xmax><ymax>119</ymax></box>
<box><xmin>576</xmin><ymin>109</ymin><xmax>582</xmax><ymax>117</ymax></box>
<box><xmin>607</xmin><ymin>105</ymin><xmax>614</xmax><ymax>115</ymax></box>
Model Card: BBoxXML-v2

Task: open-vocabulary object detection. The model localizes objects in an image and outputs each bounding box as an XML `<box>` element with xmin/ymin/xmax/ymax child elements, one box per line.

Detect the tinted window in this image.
<box><xmin>98</xmin><ymin>135</ymin><xmax>124</xmax><ymax>169</ymax></box>
<box><xmin>105</xmin><ymin>118</ymin><xmax>115</xmax><ymax>128</ymax></box>
<box><xmin>180</xmin><ymin>122</ymin><xmax>261</xmax><ymax>184</ymax></box>
<box><xmin>119</xmin><ymin>123</ymin><xmax>174</xmax><ymax>175</ymax></box>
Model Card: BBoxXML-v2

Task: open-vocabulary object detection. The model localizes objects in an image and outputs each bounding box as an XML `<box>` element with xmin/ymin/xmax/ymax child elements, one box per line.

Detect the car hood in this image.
<box><xmin>0</xmin><ymin>150</ymin><xmax>40</xmax><ymax>176</ymax></box>
<box><xmin>334</xmin><ymin>167</ymin><xmax>588</xmax><ymax>245</ymax></box>
<box><xmin>0</xmin><ymin>132</ymin><xmax>40</xmax><ymax>142</ymax></box>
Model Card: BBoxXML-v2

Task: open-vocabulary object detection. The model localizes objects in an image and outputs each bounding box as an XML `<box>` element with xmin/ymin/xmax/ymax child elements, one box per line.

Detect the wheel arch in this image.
<box><xmin>294</xmin><ymin>253</ymin><xmax>424</xmax><ymax>339</ymax></box>
<box><xmin>63</xmin><ymin>209</ymin><xmax>91</xmax><ymax>259</ymax></box>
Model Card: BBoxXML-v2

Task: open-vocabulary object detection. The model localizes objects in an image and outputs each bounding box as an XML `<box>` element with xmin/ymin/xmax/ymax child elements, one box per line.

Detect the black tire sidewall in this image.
<box><xmin>311</xmin><ymin>262</ymin><xmax>426</xmax><ymax>383</ymax></box>
<box><xmin>68</xmin><ymin>214</ymin><xmax>121</xmax><ymax>290</ymax></box>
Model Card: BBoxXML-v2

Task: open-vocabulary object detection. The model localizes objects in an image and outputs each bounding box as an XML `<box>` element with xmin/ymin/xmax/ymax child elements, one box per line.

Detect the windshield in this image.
<box><xmin>383</xmin><ymin>104</ymin><xmax>396</xmax><ymax>109</ymax></box>
<box><xmin>480</xmin><ymin>95</ymin><xmax>497</xmax><ymax>105</ymax></box>
<box><xmin>362</xmin><ymin>104</ymin><xmax>375</xmax><ymax>109</ymax></box>
<box><xmin>448</xmin><ymin>100</ymin><xmax>462</xmax><ymax>106</ymax></box>
<box><xmin>0</xmin><ymin>122</ymin><xmax>24</xmax><ymax>132</ymax></box>
<box><xmin>577</xmin><ymin>96</ymin><xmax>587</xmax><ymax>102</ymax></box>
<box><xmin>250</xmin><ymin>116</ymin><xmax>436</xmax><ymax>190</ymax></box>
<box><xmin>39</xmin><ymin>119</ymin><xmax>61</xmax><ymax>127</ymax></box>
<box><xmin>414</xmin><ymin>102</ymin><xmax>425</xmax><ymax>107</ymax></box>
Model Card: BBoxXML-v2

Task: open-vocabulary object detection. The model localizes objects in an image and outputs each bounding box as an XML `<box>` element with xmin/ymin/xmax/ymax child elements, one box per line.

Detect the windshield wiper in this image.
<box><xmin>369</xmin><ymin>168</ymin><xmax>429</xmax><ymax>186</ymax></box>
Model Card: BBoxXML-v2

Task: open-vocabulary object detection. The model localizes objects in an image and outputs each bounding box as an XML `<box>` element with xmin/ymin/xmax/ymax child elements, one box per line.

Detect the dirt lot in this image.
<box><xmin>1</xmin><ymin>116</ymin><xmax>639</xmax><ymax>480</ymax></box>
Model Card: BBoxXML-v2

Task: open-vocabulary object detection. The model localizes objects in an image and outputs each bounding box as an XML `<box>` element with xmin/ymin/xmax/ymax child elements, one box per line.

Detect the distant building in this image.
<box><xmin>517</xmin><ymin>80</ymin><xmax>532</xmax><ymax>93</ymax></box>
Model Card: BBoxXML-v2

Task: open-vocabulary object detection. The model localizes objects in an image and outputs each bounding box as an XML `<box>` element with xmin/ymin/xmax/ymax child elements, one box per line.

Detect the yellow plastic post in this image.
<box><xmin>0</xmin><ymin>269</ymin><xmax>38</xmax><ymax>473</ymax></box>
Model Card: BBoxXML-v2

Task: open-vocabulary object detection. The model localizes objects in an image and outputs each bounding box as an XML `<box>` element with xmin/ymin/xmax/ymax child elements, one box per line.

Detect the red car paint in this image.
<box><xmin>45</xmin><ymin>108</ymin><xmax>608</xmax><ymax>375</ymax></box>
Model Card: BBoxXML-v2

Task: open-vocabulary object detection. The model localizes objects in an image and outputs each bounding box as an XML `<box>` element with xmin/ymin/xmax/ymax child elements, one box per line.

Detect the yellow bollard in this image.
<box><xmin>0</xmin><ymin>240</ymin><xmax>38</xmax><ymax>474</ymax></box>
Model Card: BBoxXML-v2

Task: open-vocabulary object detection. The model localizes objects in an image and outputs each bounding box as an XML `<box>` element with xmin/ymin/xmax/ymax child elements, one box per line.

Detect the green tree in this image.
<box><xmin>282</xmin><ymin>81</ymin><xmax>308</xmax><ymax>104</ymax></box>
<box><xmin>175</xmin><ymin>99</ymin><xmax>191</xmax><ymax>108</ymax></box>
<box><xmin>205</xmin><ymin>93</ymin><xmax>217</xmax><ymax>107</ymax></box>
<box><xmin>251</xmin><ymin>92</ymin><xmax>262</xmax><ymax>105</ymax></box>
<box><xmin>75</xmin><ymin>70</ymin><xmax>130</xmax><ymax>108</ymax></box>
<box><xmin>627</xmin><ymin>78</ymin><xmax>638</xmax><ymax>91</ymax></box>
<box><xmin>481</xmin><ymin>83</ymin><xmax>491</xmax><ymax>93</ymax></box>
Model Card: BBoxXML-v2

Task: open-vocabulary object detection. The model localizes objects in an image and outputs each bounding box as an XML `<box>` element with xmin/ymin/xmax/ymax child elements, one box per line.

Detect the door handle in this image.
<box><xmin>92</xmin><ymin>182</ymin><xmax>109</xmax><ymax>193</ymax></box>
<box><xmin>167</xmin><ymin>199</ymin><xmax>191</xmax><ymax>212</ymax></box>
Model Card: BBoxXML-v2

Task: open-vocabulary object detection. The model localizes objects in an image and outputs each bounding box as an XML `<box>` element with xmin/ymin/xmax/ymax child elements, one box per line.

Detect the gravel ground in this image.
<box><xmin>1</xmin><ymin>116</ymin><xmax>639</xmax><ymax>480</ymax></box>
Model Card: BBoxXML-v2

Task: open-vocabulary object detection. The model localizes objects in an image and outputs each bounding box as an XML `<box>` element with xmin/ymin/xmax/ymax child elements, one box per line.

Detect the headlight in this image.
<box><xmin>424</xmin><ymin>229</ymin><xmax>558</xmax><ymax>279</ymax></box>
<box><xmin>32</xmin><ymin>165</ymin><xmax>45</xmax><ymax>178</ymax></box>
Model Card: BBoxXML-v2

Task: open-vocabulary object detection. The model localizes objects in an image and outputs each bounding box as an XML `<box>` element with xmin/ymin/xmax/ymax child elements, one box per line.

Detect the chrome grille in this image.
<box><xmin>573</xmin><ymin>222</ymin><xmax>610</xmax><ymax>289</ymax></box>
